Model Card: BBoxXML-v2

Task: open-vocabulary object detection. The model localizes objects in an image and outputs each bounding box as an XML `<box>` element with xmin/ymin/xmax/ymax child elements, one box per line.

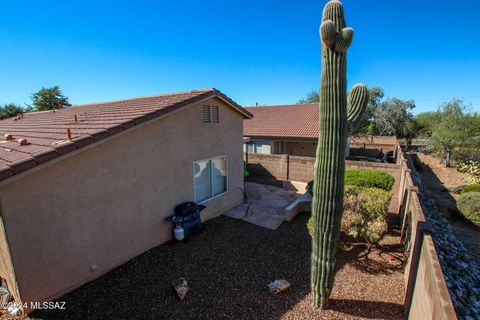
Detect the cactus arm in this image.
<box><xmin>347</xmin><ymin>84</ymin><xmax>369</xmax><ymax>134</ymax></box>
<box><xmin>320</xmin><ymin>20</ymin><xmax>336</xmax><ymax>49</ymax></box>
<box><xmin>335</xmin><ymin>27</ymin><xmax>354</xmax><ymax>53</ymax></box>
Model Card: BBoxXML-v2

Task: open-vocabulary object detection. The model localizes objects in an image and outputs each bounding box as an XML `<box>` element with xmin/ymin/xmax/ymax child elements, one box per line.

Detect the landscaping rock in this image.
<box><xmin>172</xmin><ymin>278</ymin><xmax>189</xmax><ymax>300</ymax></box>
<box><xmin>267</xmin><ymin>280</ymin><xmax>291</xmax><ymax>295</ymax></box>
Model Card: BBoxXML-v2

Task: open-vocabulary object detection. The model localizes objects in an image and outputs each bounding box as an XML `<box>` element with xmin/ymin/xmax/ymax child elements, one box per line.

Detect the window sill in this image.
<box><xmin>197</xmin><ymin>191</ymin><xmax>228</xmax><ymax>205</ymax></box>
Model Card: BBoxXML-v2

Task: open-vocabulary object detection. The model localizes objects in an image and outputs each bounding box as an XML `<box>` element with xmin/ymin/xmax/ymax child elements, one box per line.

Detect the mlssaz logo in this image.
<box><xmin>30</xmin><ymin>301</ymin><xmax>66</xmax><ymax>310</ymax></box>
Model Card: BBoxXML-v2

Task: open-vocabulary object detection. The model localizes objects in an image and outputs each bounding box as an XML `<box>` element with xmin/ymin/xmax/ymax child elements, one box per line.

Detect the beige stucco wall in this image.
<box><xmin>0</xmin><ymin>97</ymin><xmax>244</xmax><ymax>305</ymax></box>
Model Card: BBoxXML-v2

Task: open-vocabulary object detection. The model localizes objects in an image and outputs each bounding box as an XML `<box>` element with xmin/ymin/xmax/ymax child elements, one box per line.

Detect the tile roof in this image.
<box><xmin>243</xmin><ymin>104</ymin><xmax>398</xmax><ymax>145</ymax></box>
<box><xmin>243</xmin><ymin>104</ymin><xmax>319</xmax><ymax>140</ymax></box>
<box><xmin>0</xmin><ymin>88</ymin><xmax>252</xmax><ymax>183</ymax></box>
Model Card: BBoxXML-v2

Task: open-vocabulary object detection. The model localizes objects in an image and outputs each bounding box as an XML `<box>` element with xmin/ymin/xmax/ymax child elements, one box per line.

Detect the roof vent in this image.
<box><xmin>18</xmin><ymin>139</ymin><xmax>29</xmax><ymax>146</ymax></box>
<box><xmin>4</xmin><ymin>134</ymin><xmax>14</xmax><ymax>141</ymax></box>
<box><xmin>202</xmin><ymin>105</ymin><xmax>211</xmax><ymax>123</ymax></box>
<box><xmin>211</xmin><ymin>106</ymin><xmax>219</xmax><ymax>123</ymax></box>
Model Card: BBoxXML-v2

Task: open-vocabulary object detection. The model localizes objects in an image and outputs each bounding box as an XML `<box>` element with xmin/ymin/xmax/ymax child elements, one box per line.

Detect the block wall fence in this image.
<box><xmin>243</xmin><ymin>152</ymin><xmax>400</xmax><ymax>183</ymax></box>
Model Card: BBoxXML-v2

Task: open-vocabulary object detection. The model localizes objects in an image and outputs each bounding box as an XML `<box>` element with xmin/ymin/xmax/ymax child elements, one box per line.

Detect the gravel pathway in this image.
<box><xmin>32</xmin><ymin>214</ymin><xmax>404</xmax><ymax>320</ymax></box>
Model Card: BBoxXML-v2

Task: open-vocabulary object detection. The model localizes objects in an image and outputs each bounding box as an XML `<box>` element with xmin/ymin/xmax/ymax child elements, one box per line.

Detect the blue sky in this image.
<box><xmin>1</xmin><ymin>0</ymin><xmax>480</xmax><ymax>113</ymax></box>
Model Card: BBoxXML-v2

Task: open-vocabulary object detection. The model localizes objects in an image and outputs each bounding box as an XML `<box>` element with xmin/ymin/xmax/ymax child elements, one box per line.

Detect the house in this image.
<box><xmin>243</xmin><ymin>103</ymin><xmax>397</xmax><ymax>158</ymax></box>
<box><xmin>0</xmin><ymin>88</ymin><xmax>252</xmax><ymax>307</ymax></box>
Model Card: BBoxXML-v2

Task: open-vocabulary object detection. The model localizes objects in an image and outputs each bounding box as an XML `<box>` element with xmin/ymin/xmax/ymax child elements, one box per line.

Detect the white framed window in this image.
<box><xmin>245</xmin><ymin>140</ymin><xmax>272</xmax><ymax>154</ymax></box>
<box><xmin>194</xmin><ymin>156</ymin><xmax>228</xmax><ymax>203</ymax></box>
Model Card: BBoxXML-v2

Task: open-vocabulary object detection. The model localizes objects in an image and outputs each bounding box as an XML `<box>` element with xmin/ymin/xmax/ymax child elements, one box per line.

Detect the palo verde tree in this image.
<box><xmin>31</xmin><ymin>86</ymin><xmax>72</xmax><ymax>111</ymax></box>
<box><xmin>431</xmin><ymin>99</ymin><xmax>476</xmax><ymax>167</ymax></box>
<box><xmin>374</xmin><ymin>98</ymin><xmax>416</xmax><ymax>137</ymax></box>
<box><xmin>311</xmin><ymin>0</ymin><xmax>369</xmax><ymax>308</ymax></box>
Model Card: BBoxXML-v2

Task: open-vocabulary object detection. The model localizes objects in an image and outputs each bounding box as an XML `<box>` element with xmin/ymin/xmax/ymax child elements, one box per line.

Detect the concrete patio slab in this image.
<box><xmin>224</xmin><ymin>182</ymin><xmax>297</xmax><ymax>230</ymax></box>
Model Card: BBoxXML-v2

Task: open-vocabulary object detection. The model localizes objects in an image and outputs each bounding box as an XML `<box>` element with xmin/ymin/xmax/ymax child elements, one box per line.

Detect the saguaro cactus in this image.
<box><xmin>311</xmin><ymin>0</ymin><xmax>369</xmax><ymax>308</ymax></box>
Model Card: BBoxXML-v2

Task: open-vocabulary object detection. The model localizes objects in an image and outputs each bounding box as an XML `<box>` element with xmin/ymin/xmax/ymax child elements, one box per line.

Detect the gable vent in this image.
<box><xmin>211</xmin><ymin>106</ymin><xmax>219</xmax><ymax>123</ymax></box>
<box><xmin>202</xmin><ymin>105</ymin><xmax>211</xmax><ymax>123</ymax></box>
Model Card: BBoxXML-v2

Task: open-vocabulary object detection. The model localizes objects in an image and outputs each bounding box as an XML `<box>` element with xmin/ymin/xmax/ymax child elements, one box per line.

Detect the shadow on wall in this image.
<box><xmin>245</xmin><ymin>162</ymin><xmax>285</xmax><ymax>188</ymax></box>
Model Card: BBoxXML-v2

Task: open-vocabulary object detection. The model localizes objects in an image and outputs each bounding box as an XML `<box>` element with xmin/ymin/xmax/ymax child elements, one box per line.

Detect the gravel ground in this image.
<box><xmin>32</xmin><ymin>214</ymin><xmax>404</xmax><ymax>320</ymax></box>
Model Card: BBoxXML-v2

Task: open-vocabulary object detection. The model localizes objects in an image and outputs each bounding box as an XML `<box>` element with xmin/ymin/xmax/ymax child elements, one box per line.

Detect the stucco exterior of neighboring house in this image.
<box><xmin>0</xmin><ymin>89</ymin><xmax>252</xmax><ymax>308</ymax></box>
<box><xmin>243</xmin><ymin>104</ymin><xmax>397</xmax><ymax>158</ymax></box>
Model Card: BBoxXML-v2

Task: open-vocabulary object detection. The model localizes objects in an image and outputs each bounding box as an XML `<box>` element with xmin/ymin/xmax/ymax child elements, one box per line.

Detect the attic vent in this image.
<box><xmin>211</xmin><ymin>106</ymin><xmax>219</xmax><ymax>123</ymax></box>
<box><xmin>202</xmin><ymin>105</ymin><xmax>211</xmax><ymax>123</ymax></box>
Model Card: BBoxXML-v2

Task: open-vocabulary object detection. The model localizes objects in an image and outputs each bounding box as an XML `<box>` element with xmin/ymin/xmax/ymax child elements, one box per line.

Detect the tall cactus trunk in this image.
<box><xmin>311</xmin><ymin>0</ymin><xmax>369</xmax><ymax>308</ymax></box>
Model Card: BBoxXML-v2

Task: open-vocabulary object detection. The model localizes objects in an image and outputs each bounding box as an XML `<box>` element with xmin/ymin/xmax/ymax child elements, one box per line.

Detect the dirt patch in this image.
<box><xmin>32</xmin><ymin>213</ymin><xmax>404</xmax><ymax>320</ymax></box>
<box><xmin>416</xmin><ymin>153</ymin><xmax>480</xmax><ymax>262</ymax></box>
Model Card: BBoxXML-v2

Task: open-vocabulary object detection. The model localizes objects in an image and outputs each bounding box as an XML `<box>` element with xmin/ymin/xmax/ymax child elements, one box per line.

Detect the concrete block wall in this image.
<box><xmin>245</xmin><ymin>153</ymin><xmax>401</xmax><ymax>183</ymax></box>
<box><xmin>288</xmin><ymin>156</ymin><xmax>315</xmax><ymax>182</ymax></box>
<box><xmin>244</xmin><ymin>153</ymin><xmax>288</xmax><ymax>180</ymax></box>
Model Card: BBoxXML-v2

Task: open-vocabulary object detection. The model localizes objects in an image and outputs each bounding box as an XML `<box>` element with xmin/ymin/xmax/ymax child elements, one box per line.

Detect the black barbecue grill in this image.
<box><xmin>165</xmin><ymin>202</ymin><xmax>206</xmax><ymax>236</ymax></box>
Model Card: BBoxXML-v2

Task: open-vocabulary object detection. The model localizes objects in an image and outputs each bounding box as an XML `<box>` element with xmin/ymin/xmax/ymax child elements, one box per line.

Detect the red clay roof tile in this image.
<box><xmin>0</xmin><ymin>88</ymin><xmax>251</xmax><ymax>183</ymax></box>
<box><xmin>243</xmin><ymin>104</ymin><xmax>319</xmax><ymax>140</ymax></box>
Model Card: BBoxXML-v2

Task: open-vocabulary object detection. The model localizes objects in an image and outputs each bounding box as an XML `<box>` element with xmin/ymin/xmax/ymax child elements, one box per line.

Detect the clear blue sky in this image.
<box><xmin>1</xmin><ymin>0</ymin><xmax>480</xmax><ymax>113</ymax></box>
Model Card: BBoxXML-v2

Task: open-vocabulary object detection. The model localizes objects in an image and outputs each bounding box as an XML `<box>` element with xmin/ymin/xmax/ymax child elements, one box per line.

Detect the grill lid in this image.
<box><xmin>174</xmin><ymin>202</ymin><xmax>206</xmax><ymax>216</ymax></box>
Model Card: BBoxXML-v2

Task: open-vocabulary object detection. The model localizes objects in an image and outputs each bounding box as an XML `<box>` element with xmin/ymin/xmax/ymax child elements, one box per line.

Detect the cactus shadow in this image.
<box><xmin>336</xmin><ymin>225</ymin><xmax>406</xmax><ymax>276</ymax></box>
<box><xmin>327</xmin><ymin>298</ymin><xmax>404</xmax><ymax>320</ymax></box>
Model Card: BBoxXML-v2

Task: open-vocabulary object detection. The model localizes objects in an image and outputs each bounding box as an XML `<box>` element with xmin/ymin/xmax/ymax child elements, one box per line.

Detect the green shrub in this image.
<box><xmin>457</xmin><ymin>192</ymin><xmax>480</xmax><ymax>227</ymax></box>
<box><xmin>306</xmin><ymin>169</ymin><xmax>394</xmax><ymax>195</ymax></box>
<box><xmin>344</xmin><ymin>185</ymin><xmax>361</xmax><ymax>196</ymax></box>
<box><xmin>342</xmin><ymin>187</ymin><xmax>390</xmax><ymax>243</ymax></box>
<box><xmin>307</xmin><ymin>186</ymin><xmax>391</xmax><ymax>243</ymax></box>
<box><xmin>457</xmin><ymin>159</ymin><xmax>480</xmax><ymax>176</ymax></box>
<box><xmin>358</xmin><ymin>188</ymin><xmax>391</xmax><ymax>221</ymax></box>
<box><xmin>345</xmin><ymin>169</ymin><xmax>395</xmax><ymax>191</ymax></box>
<box><xmin>461</xmin><ymin>184</ymin><xmax>480</xmax><ymax>195</ymax></box>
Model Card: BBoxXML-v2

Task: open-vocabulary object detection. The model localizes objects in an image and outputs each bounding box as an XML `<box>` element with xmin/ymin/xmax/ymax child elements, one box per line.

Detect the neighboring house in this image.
<box><xmin>0</xmin><ymin>88</ymin><xmax>252</xmax><ymax>307</ymax></box>
<box><xmin>243</xmin><ymin>104</ymin><xmax>397</xmax><ymax>158</ymax></box>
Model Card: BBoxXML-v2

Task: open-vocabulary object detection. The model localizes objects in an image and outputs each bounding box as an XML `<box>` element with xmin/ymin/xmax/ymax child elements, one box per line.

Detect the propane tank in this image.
<box><xmin>174</xmin><ymin>224</ymin><xmax>185</xmax><ymax>241</ymax></box>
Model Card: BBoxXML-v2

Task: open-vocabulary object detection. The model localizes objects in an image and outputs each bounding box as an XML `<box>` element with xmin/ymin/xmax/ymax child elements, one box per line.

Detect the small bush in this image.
<box><xmin>358</xmin><ymin>188</ymin><xmax>391</xmax><ymax>221</ymax></box>
<box><xmin>461</xmin><ymin>184</ymin><xmax>480</xmax><ymax>195</ymax></box>
<box><xmin>457</xmin><ymin>192</ymin><xmax>480</xmax><ymax>227</ymax></box>
<box><xmin>364</xmin><ymin>219</ymin><xmax>388</xmax><ymax>243</ymax></box>
<box><xmin>344</xmin><ymin>185</ymin><xmax>361</xmax><ymax>197</ymax></box>
<box><xmin>307</xmin><ymin>186</ymin><xmax>391</xmax><ymax>244</ymax></box>
<box><xmin>306</xmin><ymin>170</ymin><xmax>394</xmax><ymax>195</ymax></box>
<box><xmin>342</xmin><ymin>188</ymin><xmax>390</xmax><ymax>243</ymax></box>
<box><xmin>457</xmin><ymin>159</ymin><xmax>480</xmax><ymax>176</ymax></box>
<box><xmin>345</xmin><ymin>169</ymin><xmax>395</xmax><ymax>191</ymax></box>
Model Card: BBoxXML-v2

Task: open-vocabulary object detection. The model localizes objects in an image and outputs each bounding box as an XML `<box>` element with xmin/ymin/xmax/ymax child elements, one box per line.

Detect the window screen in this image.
<box><xmin>194</xmin><ymin>156</ymin><xmax>227</xmax><ymax>202</ymax></box>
